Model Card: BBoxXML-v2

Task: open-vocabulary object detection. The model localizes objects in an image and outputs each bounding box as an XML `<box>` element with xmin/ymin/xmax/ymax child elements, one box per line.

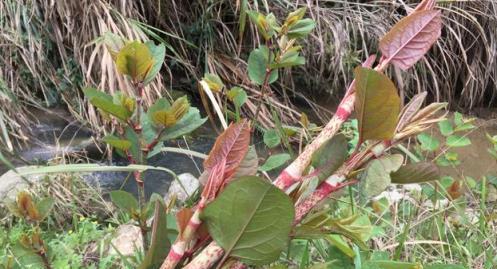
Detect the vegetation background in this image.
<box><xmin>1</xmin><ymin>0</ymin><xmax>496</xmax><ymax>144</ymax></box>
<box><xmin>0</xmin><ymin>1</ymin><xmax>496</xmax><ymax>269</ymax></box>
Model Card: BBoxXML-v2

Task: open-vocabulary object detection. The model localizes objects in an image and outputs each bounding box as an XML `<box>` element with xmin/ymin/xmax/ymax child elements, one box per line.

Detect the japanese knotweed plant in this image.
<box><xmin>83</xmin><ymin>40</ymin><xmax>206</xmax><ymax>247</ymax></box>
<box><xmin>155</xmin><ymin>1</ymin><xmax>459</xmax><ymax>269</ymax></box>
<box><xmin>4</xmin><ymin>191</ymin><xmax>55</xmax><ymax>269</ymax></box>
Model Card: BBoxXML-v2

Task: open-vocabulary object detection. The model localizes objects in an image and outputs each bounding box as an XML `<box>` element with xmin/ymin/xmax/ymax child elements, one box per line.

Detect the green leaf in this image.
<box><xmin>263</xmin><ymin>129</ymin><xmax>281</xmax><ymax>148</ymax></box>
<box><xmin>354</xmin><ymin>67</ymin><xmax>400</xmax><ymax>142</ymax></box>
<box><xmin>152</xmin><ymin>96</ymin><xmax>190</xmax><ymax>128</ymax></box>
<box><xmin>446</xmin><ymin>135</ymin><xmax>471</xmax><ymax>147</ymax></box>
<box><xmin>296</xmin><ymin>211</ymin><xmax>372</xmax><ymax>250</ymax></box>
<box><xmin>285</xmin><ymin>7</ymin><xmax>307</xmax><ymax>27</ymax></box>
<box><xmin>202</xmin><ymin>176</ymin><xmax>294</xmax><ymax>265</ymax></box>
<box><xmin>143</xmin><ymin>98</ymin><xmax>170</xmax><ymax>143</ymax></box>
<box><xmin>83</xmin><ymin>88</ymin><xmax>132</xmax><ymax>121</ymax></box>
<box><xmin>360</xmin><ymin>154</ymin><xmax>404</xmax><ymax>198</ymax></box>
<box><xmin>247</xmin><ymin>46</ymin><xmax>278</xmax><ymax>85</ymax></box>
<box><xmin>139</xmin><ymin>200</ymin><xmax>170</xmax><ymax>269</ymax></box>
<box><xmin>116</xmin><ymin>41</ymin><xmax>154</xmax><ymax>81</ymax></box>
<box><xmin>227</xmin><ymin>87</ymin><xmax>248</xmax><ymax>108</ymax></box>
<box><xmin>270</xmin><ymin>51</ymin><xmax>305</xmax><ymax>69</ymax></box>
<box><xmin>364</xmin><ymin>260</ymin><xmax>422</xmax><ymax>269</ymax></box>
<box><xmin>326</xmin><ymin>236</ymin><xmax>356</xmax><ymax>260</ymax></box>
<box><xmin>438</xmin><ymin>120</ymin><xmax>454</xmax><ymax>136</ymax></box>
<box><xmin>203</xmin><ymin>73</ymin><xmax>224</xmax><ymax>93</ymax></box>
<box><xmin>259</xmin><ymin>153</ymin><xmax>291</xmax><ymax>172</ymax></box>
<box><xmin>149</xmin><ymin>98</ymin><xmax>171</xmax><ymax>114</ymax></box>
<box><xmin>143</xmin><ymin>42</ymin><xmax>166</xmax><ymax>85</ymax></box>
<box><xmin>311</xmin><ymin>134</ymin><xmax>348</xmax><ymax>180</ymax></box>
<box><xmin>11</xmin><ymin>243</ymin><xmax>44</xmax><ymax>268</ymax></box>
<box><xmin>391</xmin><ymin>162</ymin><xmax>439</xmax><ymax>184</ymax></box>
<box><xmin>160</xmin><ymin>107</ymin><xmax>207</xmax><ymax>141</ymax></box>
<box><xmin>417</xmin><ymin>133</ymin><xmax>440</xmax><ymax>152</ymax></box>
<box><xmin>36</xmin><ymin>197</ymin><xmax>55</xmax><ymax>221</ymax></box>
<box><xmin>436</xmin><ymin>152</ymin><xmax>460</xmax><ymax>167</ymax></box>
<box><xmin>453</xmin><ymin>113</ymin><xmax>476</xmax><ymax>132</ymax></box>
<box><xmin>425</xmin><ymin>264</ymin><xmax>465</xmax><ymax>269</ymax></box>
<box><xmin>83</xmin><ymin>87</ymin><xmax>112</xmax><ymax>100</ymax></box>
<box><xmin>454</xmin><ymin>122</ymin><xmax>475</xmax><ymax>132</ymax></box>
<box><xmin>110</xmin><ymin>190</ymin><xmax>138</xmax><ymax>214</ymax></box>
<box><xmin>287</xmin><ymin>18</ymin><xmax>316</xmax><ymax>39</ymax></box>
<box><xmin>453</xmin><ymin>112</ymin><xmax>464</xmax><ymax>126</ymax></box>
<box><xmin>232</xmin><ymin>146</ymin><xmax>259</xmax><ymax>179</ymax></box>
<box><xmin>125</xmin><ymin>127</ymin><xmax>142</xmax><ymax>162</ymax></box>
<box><xmin>247</xmin><ymin>10</ymin><xmax>271</xmax><ymax>40</ymax></box>
<box><xmin>103</xmin><ymin>135</ymin><xmax>132</xmax><ymax>150</ymax></box>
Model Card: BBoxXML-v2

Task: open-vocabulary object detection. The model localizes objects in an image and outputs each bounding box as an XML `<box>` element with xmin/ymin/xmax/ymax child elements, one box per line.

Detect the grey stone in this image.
<box><xmin>165</xmin><ymin>173</ymin><xmax>199</xmax><ymax>205</ymax></box>
<box><xmin>0</xmin><ymin>168</ymin><xmax>41</xmax><ymax>201</ymax></box>
<box><xmin>109</xmin><ymin>224</ymin><xmax>143</xmax><ymax>256</ymax></box>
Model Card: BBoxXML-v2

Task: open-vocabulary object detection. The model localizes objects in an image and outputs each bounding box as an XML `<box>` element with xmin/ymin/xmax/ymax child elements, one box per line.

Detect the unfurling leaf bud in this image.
<box><xmin>152</xmin><ymin>96</ymin><xmax>190</xmax><ymax>128</ymax></box>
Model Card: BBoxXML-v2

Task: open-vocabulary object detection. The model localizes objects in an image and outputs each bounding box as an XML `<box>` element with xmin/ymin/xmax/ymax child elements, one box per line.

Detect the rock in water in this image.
<box><xmin>164</xmin><ymin>173</ymin><xmax>199</xmax><ymax>205</ymax></box>
<box><xmin>0</xmin><ymin>169</ymin><xmax>41</xmax><ymax>201</ymax></box>
<box><xmin>109</xmin><ymin>224</ymin><xmax>143</xmax><ymax>256</ymax></box>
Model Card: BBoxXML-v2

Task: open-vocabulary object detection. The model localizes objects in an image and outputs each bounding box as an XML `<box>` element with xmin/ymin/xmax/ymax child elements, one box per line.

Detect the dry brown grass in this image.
<box><xmin>1</xmin><ymin>0</ymin><xmax>496</xmax><ymax>143</ymax></box>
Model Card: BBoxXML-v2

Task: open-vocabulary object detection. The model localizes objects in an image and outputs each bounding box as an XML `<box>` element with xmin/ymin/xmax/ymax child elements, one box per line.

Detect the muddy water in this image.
<box><xmin>425</xmin><ymin>117</ymin><xmax>497</xmax><ymax>179</ymax></box>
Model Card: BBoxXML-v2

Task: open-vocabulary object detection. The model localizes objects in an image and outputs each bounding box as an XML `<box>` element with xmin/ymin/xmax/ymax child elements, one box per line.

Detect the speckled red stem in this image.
<box><xmin>160</xmin><ymin>209</ymin><xmax>202</xmax><ymax>269</ymax></box>
<box><xmin>183</xmin><ymin>56</ymin><xmax>386</xmax><ymax>269</ymax></box>
<box><xmin>273</xmin><ymin>55</ymin><xmax>379</xmax><ymax>191</ymax></box>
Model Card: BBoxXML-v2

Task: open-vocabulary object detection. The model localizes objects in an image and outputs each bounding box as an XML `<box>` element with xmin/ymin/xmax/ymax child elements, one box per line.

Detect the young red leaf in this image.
<box><xmin>414</xmin><ymin>0</ymin><xmax>436</xmax><ymax>12</ymax></box>
<box><xmin>379</xmin><ymin>10</ymin><xmax>442</xmax><ymax>70</ymax></box>
<box><xmin>201</xmin><ymin>119</ymin><xmax>251</xmax><ymax>200</ymax></box>
<box><xmin>396</xmin><ymin>91</ymin><xmax>427</xmax><ymax>132</ymax></box>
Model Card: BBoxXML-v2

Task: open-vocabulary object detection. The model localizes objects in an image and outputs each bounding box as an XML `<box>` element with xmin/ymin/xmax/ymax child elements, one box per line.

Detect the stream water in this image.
<box><xmin>5</xmin><ymin>107</ymin><xmax>219</xmax><ymax>198</ymax></box>
<box><xmin>3</xmin><ymin>105</ymin><xmax>497</xmax><ymax>198</ymax></box>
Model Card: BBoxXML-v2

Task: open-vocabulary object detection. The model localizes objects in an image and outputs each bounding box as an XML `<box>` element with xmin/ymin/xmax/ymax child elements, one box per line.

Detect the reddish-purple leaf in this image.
<box><xmin>201</xmin><ymin>119</ymin><xmax>251</xmax><ymax>200</ymax></box>
<box><xmin>414</xmin><ymin>0</ymin><xmax>435</xmax><ymax>12</ymax></box>
<box><xmin>379</xmin><ymin>10</ymin><xmax>442</xmax><ymax>70</ymax></box>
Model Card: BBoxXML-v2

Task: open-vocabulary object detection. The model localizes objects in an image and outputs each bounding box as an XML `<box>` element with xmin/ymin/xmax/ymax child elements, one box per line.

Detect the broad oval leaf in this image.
<box><xmin>152</xmin><ymin>96</ymin><xmax>190</xmax><ymax>128</ymax></box>
<box><xmin>391</xmin><ymin>162</ymin><xmax>440</xmax><ymax>184</ymax></box>
<box><xmin>359</xmin><ymin>154</ymin><xmax>404</xmax><ymax>198</ymax></box>
<box><xmin>259</xmin><ymin>153</ymin><xmax>291</xmax><ymax>172</ymax></box>
<box><xmin>143</xmin><ymin>42</ymin><xmax>166</xmax><ymax>85</ymax></box>
<box><xmin>36</xmin><ymin>197</ymin><xmax>55</xmax><ymax>221</ymax></box>
<box><xmin>116</xmin><ymin>41</ymin><xmax>154</xmax><ymax>81</ymax></box>
<box><xmin>83</xmin><ymin>88</ymin><xmax>132</xmax><ymax>121</ymax></box>
<box><xmin>227</xmin><ymin>87</ymin><xmax>248</xmax><ymax>108</ymax></box>
<box><xmin>103</xmin><ymin>135</ymin><xmax>132</xmax><ymax>150</ymax></box>
<box><xmin>379</xmin><ymin>10</ymin><xmax>442</xmax><ymax>70</ymax></box>
<box><xmin>354</xmin><ymin>67</ymin><xmax>400</xmax><ymax>141</ymax></box>
<box><xmin>201</xmin><ymin>176</ymin><xmax>294</xmax><ymax>265</ymax></box>
<box><xmin>446</xmin><ymin>135</ymin><xmax>471</xmax><ymax>147</ymax></box>
<box><xmin>438</xmin><ymin>120</ymin><xmax>454</xmax><ymax>136</ymax></box>
<box><xmin>203</xmin><ymin>73</ymin><xmax>225</xmax><ymax>93</ymax></box>
<box><xmin>232</xmin><ymin>146</ymin><xmax>259</xmax><ymax>179</ymax></box>
<box><xmin>247</xmin><ymin>46</ymin><xmax>278</xmax><ymax>85</ymax></box>
<box><xmin>287</xmin><ymin>18</ymin><xmax>316</xmax><ymax>39</ymax></box>
<box><xmin>263</xmin><ymin>129</ymin><xmax>281</xmax><ymax>148</ymax></box>
<box><xmin>125</xmin><ymin>127</ymin><xmax>142</xmax><ymax>163</ymax></box>
<box><xmin>417</xmin><ymin>133</ymin><xmax>440</xmax><ymax>151</ymax></box>
<box><xmin>311</xmin><ymin>134</ymin><xmax>348</xmax><ymax>180</ymax></box>
<box><xmin>110</xmin><ymin>190</ymin><xmax>138</xmax><ymax>214</ymax></box>
<box><xmin>160</xmin><ymin>107</ymin><xmax>207</xmax><ymax>141</ymax></box>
